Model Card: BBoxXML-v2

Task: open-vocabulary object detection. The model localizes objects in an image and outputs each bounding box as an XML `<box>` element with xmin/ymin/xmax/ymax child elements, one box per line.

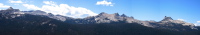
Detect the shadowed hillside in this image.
<box><xmin>0</xmin><ymin>14</ymin><xmax>199</xmax><ymax>35</ymax></box>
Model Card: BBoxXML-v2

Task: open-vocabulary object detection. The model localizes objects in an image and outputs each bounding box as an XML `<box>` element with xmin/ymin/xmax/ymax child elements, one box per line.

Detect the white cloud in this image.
<box><xmin>96</xmin><ymin>0</ymin><xmax>114</xmax><ymax>6</ymax></box>
<box><xmin>22</xmin><ymin>4</ymin><xmax>41</xmax><ymax>10</ymax></box>
<box><xmin>9</xmin><ymin>0</ymin><xmax>23</xmax><ymax>3</ymax></box>
<box><xmin>197</xmin><ymin>21</ymin><xmax>200</xmax><ymax>23</ymax></box>
<box><xmin>43</xmin><ymin>1</ymin><xmax>56</xmax><ymax>5</ymax></box>
<box><xmin>23</xmin><ymin>1</ymin><xmax>97</xmax><ymax>18</ymax></box>
<box><xmin>14</xmin><ymin>4</ymin><xmax>20</xmax><ymax>5</ymax></box>
<box><xmin>0</xmin><ymin>3</ymin><xmax>10</xmax><ymax>8</ymax></box>
<box><xmin>194</xmin><ymin>21</ymin><xmax>200</xmax><ymax>26</ymax></box>
<box><xmin>177</xmin><ymin>19</ymin><xmax>185</xmax><ymax>21</ymax></box>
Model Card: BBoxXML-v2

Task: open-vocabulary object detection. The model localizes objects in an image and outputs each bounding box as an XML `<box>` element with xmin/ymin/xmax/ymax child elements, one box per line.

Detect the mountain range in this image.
<box><xmin>0</xmin><ymin>7</ymin><xmax>200</xmax><ymax>35</ymax></box>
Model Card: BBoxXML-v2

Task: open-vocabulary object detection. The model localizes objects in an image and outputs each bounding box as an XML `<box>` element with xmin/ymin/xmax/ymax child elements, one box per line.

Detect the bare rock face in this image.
<box><xmin>0</xmin><ymin>7</ymin><xmax>20</xmax><ymax>14</ymax></box>
<box><xmin>121</xmin><ymin>14</ymin><xmax>127</xmax><ymax>17</ymax></box>
<box><xmin>162</xmin><ymin>16</ymin><xmax>173</xmax><ymax>21</ymax></box>
<box><xmin>78</xmin><ymin>12</ymin><xmax>153</xmax><ymax>27</ymax></box>
<box><xmin>160</xmin><ymin>16</ymin><xmax>195</xmax><ymax>27</ymax></box>
<box><xmin>0</xmin><ymin>7</ymin><xmax>71</xmax><ymax>21</ymax></box>
<box><xmin>0</xmin><ymin>7</ymin><xmax>24</xmax><ymax>19</ymax></box>
<box><xmin>91</xmin><ymin>12</ymin><xmax>137</xmax><ymax>23</ymax></box>
<box><xmin>148</xmin><ymin>16</ymin><xmax>197</xmax><ymax>31</ymax></box>
<box><xmin>0</xmin><ymin>7</ymin><xmax>197</xmax><ymax>31</ymax></box>
<box><xmin>22</xmin><ymin>10</ymin><xmax>72</xmax><ymax>21</ymax></box>
<box><xmin>94</xmin><ymin>12</ymin><xmax>124</xmax><ymax>23</ymax></box>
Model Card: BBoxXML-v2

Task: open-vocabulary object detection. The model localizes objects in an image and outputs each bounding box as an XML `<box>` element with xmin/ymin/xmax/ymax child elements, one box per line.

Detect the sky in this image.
<box><xmin>0</xmin><ymin>0</ymin><xmax>200</xmax><ymax>26</ymax></box>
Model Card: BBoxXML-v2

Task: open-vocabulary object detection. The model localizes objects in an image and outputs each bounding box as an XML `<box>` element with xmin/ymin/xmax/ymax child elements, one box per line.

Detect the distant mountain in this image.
<box><xmin>64</xmin><ymin>12</ymin><xmax>196</xmax><ymax>31</ymax></box>
<box><xmin>149</xmin><ymin>16</ymin><xmax>196</xmax><ymax>31</ymax></box>
<box><xmin>0</xmin><ymin>7</ymin><xmax>200</xmax><ymax>35</ymax></box>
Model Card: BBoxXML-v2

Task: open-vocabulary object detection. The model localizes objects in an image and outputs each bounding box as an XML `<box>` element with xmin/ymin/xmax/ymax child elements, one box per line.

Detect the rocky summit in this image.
<box><xmin>0</xmin><ymin>7</ymin><xmax>200</xmax><ymax>35</ymax></box>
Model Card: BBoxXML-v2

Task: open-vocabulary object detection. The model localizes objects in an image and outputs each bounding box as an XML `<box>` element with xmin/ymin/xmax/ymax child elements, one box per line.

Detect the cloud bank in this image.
<box><xmin>177</xmin><ymin>19</ymin><xmax>185</xmax><ymax>21</ymax></box>
<box><xmin>0</xmin><ymin>3</ymin><xmax>10</xmax><ymax>8</ymax></box>
<box><xmin>9</xmin><ymin>0</ymin><xmax>23</xmax><ymax>3</ymax></box>
<box><xmin>43</xmin><ymin>1</ymin><xmax>56</xmax><ymax>5</ymax></box>
<box><xmin>23</xmin><ymin>1</ymin><xmax>97</xmax><ymax>18</ymax></box>
<box><xmin>96</xmin><ymin>0</ymin><xmax>114</xmax><ymax>6</ymax></box>
<box><xmin>194</xmin><ymin>21</ymin><xmax>200</xmax><ymax>26</ymax></box>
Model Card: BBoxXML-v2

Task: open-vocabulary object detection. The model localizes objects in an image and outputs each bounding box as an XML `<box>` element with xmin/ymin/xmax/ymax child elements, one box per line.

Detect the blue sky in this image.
<box><xmin>0</xmin><ymin>0</ymin><xmax>200</xmax><ymax>26</ymax></box>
